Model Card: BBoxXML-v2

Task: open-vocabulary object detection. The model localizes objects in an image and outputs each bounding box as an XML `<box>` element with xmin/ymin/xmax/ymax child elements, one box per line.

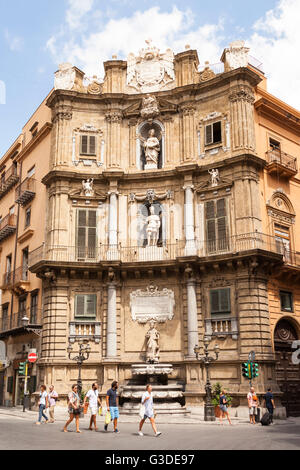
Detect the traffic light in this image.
<box><xmin>18</xmin><ymin>362</ymin><xmax>27</xmax><ymax>376</ymax></box>
<box><xmin>252</xmin><ymin>362</ymin><xmax>259</xmax><ymax>378</ymax></box>
<box><xmin>242</xmin><ymin>362</ymin><xmax>252</xmax><ymax>379</ymax></box>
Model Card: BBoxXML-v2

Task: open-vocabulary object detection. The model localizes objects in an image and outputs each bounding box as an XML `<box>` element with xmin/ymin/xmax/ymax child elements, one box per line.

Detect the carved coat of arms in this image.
<box><xmin>54</xmin><ymin>63</ymin><xmax>76</xmax><ymax>91</ymax></box>
<box><xmin>127</xmin><ymin>40</ymin><xmax>175</xmax><ymax>93</ymax></box>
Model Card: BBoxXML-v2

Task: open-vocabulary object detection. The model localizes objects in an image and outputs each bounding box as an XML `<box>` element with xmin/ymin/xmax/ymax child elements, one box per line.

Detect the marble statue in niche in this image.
<box><xmin>208</xmin><ymin>169</ymin><xmax>220</xmax><ymax>187</ymax></box>
<box><xmin>146</xmin><ymin>321</ymin><xmax>160</xmax><ymax>364</ymax></box>
<box><xmin>139</xmin><ymin>125</ymin><xmax>162</xmax><ymax>170</ymax></box>
<box><xmin>146</xmin><ymin>205</ymin><xmax>161</xmax><ymax>246</ymax></box>
<box><xmin>82</xmin><ymin>178</ymin><xmax>94</xmax><ymax>197</ymax></box>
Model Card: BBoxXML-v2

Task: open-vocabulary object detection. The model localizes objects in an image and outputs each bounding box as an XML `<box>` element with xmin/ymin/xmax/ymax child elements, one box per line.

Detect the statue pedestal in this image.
<box><xmin>145</xmin><ymin>163</ymin><xmax>157</xmax><ymax>170</ymax></box>
<box><xmin>138</xmin><ymin>246</ymin><xmax>164</xmax><ymax>261</ymax></box>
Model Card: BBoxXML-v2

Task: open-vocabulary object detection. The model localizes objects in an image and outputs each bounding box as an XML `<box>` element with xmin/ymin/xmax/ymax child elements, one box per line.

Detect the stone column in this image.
<box><xmin>183</xmin><ymin>184</ymin><xmax>196</xmax><ymax>255</ymax></box>
<box><xmin>106</xmin><ymin>282</ymin><xmax>117</xmax><ymax>358</ymax></box>
<box><xmin>108</xmin><ymin>191</ymin><xmax>118</xmax><ymax>247</ymax></box>
<box><xmin>229</xmin><ymin>85</ymin><xmax>255</xmax><ymax>152</ymax></box>
<box><xmin>128</xmin><ymin>119</ymin><xmax>138</xmax><ymax>169</ymax></box>
<box><xmin>105</xmin><ymin>111</ymin><xmax>122</xmax><ymax>168</ymax></box>
<box><xmin>52</xmin><ymin>106</ymin><xmax>73</xmax><ymax>167</ymax></box>
<box><xmin>181</xmin><ymin>105</ymin><xmax>196</xmax><ymax>162</ymax></box>
<box><xmin>186</xmin><ymin>278</ymin><xmax>198</xmax><ymax>358</ymax></box>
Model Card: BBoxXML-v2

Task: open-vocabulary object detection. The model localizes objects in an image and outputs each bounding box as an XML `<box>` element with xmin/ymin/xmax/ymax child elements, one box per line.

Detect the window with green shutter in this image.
<box><xmin>75</xmin><ymin>294</ymin><xmax>97</xmax><ymax>319</ymax></box>
<box><xmin>76</xmin><ymin>209</ymin><xmax>97</xmax><ymax>260</ymax></box>
<box><xmin>205</xmin><ymin>198</ymin><xmax>229</xmax><ymax>253</ymax></box>
<box><xmin>80</xmin><ymin>135</ymin><xmax>96</xmax><ymax>156</ymax></box>
<box><xmin>210</xmin><ymin>288</ymin><xmax>231</xmax><ymax>317</ymax></box>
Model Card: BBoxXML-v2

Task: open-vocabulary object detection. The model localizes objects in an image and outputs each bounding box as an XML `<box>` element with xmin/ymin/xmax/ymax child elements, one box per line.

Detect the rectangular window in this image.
<box><xmin>75</xmin><ymin>294</ymin><xmax>97</xmax><ymax>318</ymax></box>
<box><xmin>280</xmin><ymin>291</ymin><xmax>293</xmax><ymax>312</ymax></box>
<box><xmin>27</xmin><ymin>166</ymin><xmax>36</xmax><ymax>178</ymax></box>
<box><xmin>76</xmin><ymin>209</ymin><xmax>97</xmax><ymax>260</ymax></box>
<box><xmin>22</xmin><ymin>248</ymin><xmax>29</xmax><ymax>281</ymax></box>
<box><xmin>18</xmin><ymin>297</ymin><xmax>27</xmax><ymax>326</ymax></box>
<box><xmin>269</xmin><ymin>138</ymin><xmax>281</xmax><ymax>151</ymax></box>
<box><xmin>205</xmin><ymin>198</ymin><xmax>229</xmax><ymax>253</ymax></box>
<box><xmin>30</xmin><ymin>292</ymin><xmax>38</xmax><ymax>323</ymax></box>
<box><xmin>80</xmin><ymin>135</ymin><xmax>96</xmax><ymax>156</ymax></box>
<box><xmin>1</xmin><ymin>304</ymin><xmax>9</xmax><ymax>331</ymax></box>
<box><xmin>205</xmin><ymin>121</ymin><xmax>222</xmax><ymax>146</ymax></box>
<box><xmin>25</xmin><ymin>207</ymin><xmax>31</xmax><ymax>228</ymax></box>
<box><xmin>275</xmin><ymin>224</ymin><xmax>291</xmax><ymax>262</ymax></box>
<box><xmin>210</xmin><ymin>288</ymin><xmax>231</xmax><ymax>316</ymax></box>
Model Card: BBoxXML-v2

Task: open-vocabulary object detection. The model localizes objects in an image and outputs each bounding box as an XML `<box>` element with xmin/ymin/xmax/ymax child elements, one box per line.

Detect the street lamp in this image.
<box><xmin>194</xmin><ymin>337</ymin><xmax>220</xmax><ymax>422</ymax></box>
<box><xmin>21</xmin><ymin>316</ymin><xmax>43</xmax><ymax>337</ymax></box>
<box><xmin>68</xmin><ymin>341</ymin><xmax>91</xmax><ymax>399</ymax></box>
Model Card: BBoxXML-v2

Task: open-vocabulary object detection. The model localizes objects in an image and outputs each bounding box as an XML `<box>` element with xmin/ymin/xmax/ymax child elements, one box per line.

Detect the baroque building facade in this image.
<box><xmin>0</xmin><ymin>41</ymin><xmax>299</xmax><ymax>416</ymax></box>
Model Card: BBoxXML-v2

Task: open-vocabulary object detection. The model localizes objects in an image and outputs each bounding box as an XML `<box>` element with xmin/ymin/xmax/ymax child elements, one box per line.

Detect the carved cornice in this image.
<box><xmin>105</xmin><ymin>111</ymin><xmax>123</xmax><ymax>123</ymax></box>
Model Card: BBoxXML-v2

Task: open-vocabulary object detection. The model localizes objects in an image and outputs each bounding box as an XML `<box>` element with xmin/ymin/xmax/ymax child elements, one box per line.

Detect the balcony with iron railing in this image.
<box><xmin>1</xmin><ymin>266</ymin><xmax>30</xmax><ymax>292</ymax></box>
<box><xmin>15</xmin><ymin>176</ymin><xmax>36</xmax><ymax>206</ymax></box>
<box><xmin>266</xmin><ymin>150</ymin><xmax>298</xmax><ymax>178</ymax></box>
<box><xmin>29</xmin><ymin>233</ymin><xmax>300</xmax><ymax>270</ymax></box>
<box><xmin>0</xmin><ymin>308</ymin><xmax>42</xmax><ymax>335</ymax></box>
<box><xmin>0</xmin><ymin>214</ymin><xmax>17</xmax><ymax>242</ymax></box>
<box><xmin>0</xmin><ymin>164</ymin><xmax>19</xmax><ymax>199</ymax></box>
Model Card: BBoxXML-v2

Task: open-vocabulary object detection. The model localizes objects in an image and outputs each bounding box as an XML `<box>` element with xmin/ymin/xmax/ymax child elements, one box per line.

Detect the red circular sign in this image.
<box><xmin>28</xmin><ymin>353</ymin><xmax>38</xmax><ymax>363</ymax></box>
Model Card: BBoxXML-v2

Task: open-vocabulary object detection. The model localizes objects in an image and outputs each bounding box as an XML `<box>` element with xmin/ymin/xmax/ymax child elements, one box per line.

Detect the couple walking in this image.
<box><xmin>36</xmin><ymin>384</ymin><xmax>58</xmax><ymax>425</ymax></box>
<box><xmin>63</xmin><ymin>383</ymin><xmax>102</xmax><ymax>433</ymax></box>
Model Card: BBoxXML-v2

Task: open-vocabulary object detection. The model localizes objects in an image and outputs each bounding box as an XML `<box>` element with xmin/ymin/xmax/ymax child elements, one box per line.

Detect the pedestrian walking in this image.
<box><xmin>48</xmin><ymin>385</ymin><xmax>59</xmax><ymax>423</ymax></box>
<box><xmin>105</xmin><ymin>381</ymin><xmax>119</xmax><ymax>433</ymax></box>
<box><xmin>264</xmin><ymin>388</ymin><xmax>275</xmax><ymax>424</ymax></box>
<box><xmin>219</xmin><ymin>389</ymin><xmax>232</xmax><ymax>426</ymax></box>
<box><xmin>63</xmin><ymin>384</ymin><xmax>83</xmax><ymax>433</ymax></box>
<box><xmin>84</xmin><ymin>383</ymin><xmax>102</xmax><ymax>431</ymax></box>
<box><xmin>36</xmin><ymin>385</ymin><xmax>49</xmax><ymax>425</ymax></box>
<box><xmin>138</xmin><ymin>384</ymin><xmax>161</xmax><ymax>437</ymax></box>
<box><xmin>247</xmin><ymin>386</ymin><xmax>259</xmax><ymax>424</ymax></box>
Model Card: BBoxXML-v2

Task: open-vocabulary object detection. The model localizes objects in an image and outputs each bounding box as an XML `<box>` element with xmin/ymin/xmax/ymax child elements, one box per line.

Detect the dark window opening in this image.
<box><xmin>205</xmin><ymin>121</ymin><xmax>222</xmax><ymax>146</ymax></box>
<box><xmin>280</xmin><ymin>291</ymin><xmax>293</xmax><ymax>313</ymax></box>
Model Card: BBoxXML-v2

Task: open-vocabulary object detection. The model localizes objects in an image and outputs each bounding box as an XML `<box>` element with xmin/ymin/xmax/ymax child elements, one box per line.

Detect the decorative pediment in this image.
<box><xmin>267</xmin><ymin>192</ymin><xmax>295</xmax><ymax>225</ymax></box>
<box><xmin>195</xmin><ymin>176</ymin><xmax>233</xmax><ymax>193</ymax></box>
<box><xmin>68</xmin><ymin>187</ymin><xmax>107</xmax><ymax>201</ymax></box>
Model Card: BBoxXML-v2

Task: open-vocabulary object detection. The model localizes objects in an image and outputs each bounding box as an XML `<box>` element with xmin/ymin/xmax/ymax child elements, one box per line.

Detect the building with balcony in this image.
<box><xmin>1</xmin><ymin>40</ymin><xmax>299</xmax><ymax>416</ymax></box>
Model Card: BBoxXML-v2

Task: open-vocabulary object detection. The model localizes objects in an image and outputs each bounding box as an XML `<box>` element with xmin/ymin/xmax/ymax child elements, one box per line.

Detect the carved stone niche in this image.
<box><xmin>130</xmin><ymin>284</ymin><xmax>175</xmax><ymax>324</ymax></box>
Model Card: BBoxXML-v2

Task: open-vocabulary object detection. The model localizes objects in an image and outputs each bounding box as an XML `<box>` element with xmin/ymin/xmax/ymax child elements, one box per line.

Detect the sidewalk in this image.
<box><xmin>0</xmin><ymin>406</ymin><xmax>294</xmax><ymax>425</ymax></box>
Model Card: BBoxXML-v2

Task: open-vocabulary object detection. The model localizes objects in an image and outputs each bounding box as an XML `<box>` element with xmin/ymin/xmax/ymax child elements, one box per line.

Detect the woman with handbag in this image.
<box><xmin>63</xmin><ymin>384</ymin><xmax>82</xmax><ymax>433</ymax></box>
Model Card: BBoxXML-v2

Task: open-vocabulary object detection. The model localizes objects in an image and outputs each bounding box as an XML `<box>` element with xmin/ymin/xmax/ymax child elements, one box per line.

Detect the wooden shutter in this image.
<box><xmin>210</xmin><ymin>290</ymin><xmax>220</xmax><ymax>314</ymax></box>
<box><xmin>77</xmin><ymin>210</ymin><xmax>97</xmax><ymax>259</ymax></box>
<box><xmin>213</xmin><ymin>121</ymin><xmax>222</xmax><ymax>143</ymax></box>
<box><xmin>75</xmin><ymin>295</ymin><xmax>85</xmax><ymax>317</ymax></box>
<box><xmin>86</xmin><ymin>295</ymin><xmax>96</xmax><ymax>317</ymax></box>
<box><xmin>210</xmin><ymin>288</ymin><xmax>231</xmax><ymax>315</ymax></box>
<box><xmin>88</xmin><ymin>211</ymin><xmax>96</xmax><ymax>258</ymax></box>
<box><xmin>206</xmin><ymin>201</ymin><xmax>216</xmax><ymax>253</ymax></box>
<box><xmin>216</xmin><ymin>199</ymin><xmax>228</xmax><ymax>250</ymax></box>
<box><xmin>77</xmin><ymin>210</ymin><xmax>87</xmax><ymax>259</ymax></box>
<box><xmin>80</xmin><ymin>135</ymin><xmax>88</xmax><ymax>155</ymax></box>
<box><xmin>205</xmin><ymin>124</ymin><xmax>213</xmax><ymax>145</ymax></box>
<box><xmin>89</xmin><ymin>136</ymin><xmax>96</xmax><ymax>155</ymax></box>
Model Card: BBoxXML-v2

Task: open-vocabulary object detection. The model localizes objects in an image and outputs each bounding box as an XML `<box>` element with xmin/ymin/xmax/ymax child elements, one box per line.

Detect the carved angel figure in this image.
<box><xmin>82</xmin><ymin>178</ymin><xmax>94</xmax><ymax>197</ymax></box>
<box><xmin>208</xmin><ymin>169</ymin><xmax>220</xmax><ymax>187</ymax></box>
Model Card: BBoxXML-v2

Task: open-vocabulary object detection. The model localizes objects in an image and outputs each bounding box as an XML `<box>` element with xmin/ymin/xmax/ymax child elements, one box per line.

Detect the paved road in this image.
<box><xmin>0</xmin><ymin>414</ymin><xmax>299</xmax><ymax>450</ymax></box>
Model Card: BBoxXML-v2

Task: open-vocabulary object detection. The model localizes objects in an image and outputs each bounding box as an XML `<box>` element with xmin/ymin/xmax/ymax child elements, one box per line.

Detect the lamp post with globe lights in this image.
<box><xmin>67</xmin><ymin>341</ymin><xmax>91</xmax><ymax>400</ymax></box>
<box><xmin>194</xmin><ymin>337</ymin><xmax>220</xmax><ymax>421</ymax></box>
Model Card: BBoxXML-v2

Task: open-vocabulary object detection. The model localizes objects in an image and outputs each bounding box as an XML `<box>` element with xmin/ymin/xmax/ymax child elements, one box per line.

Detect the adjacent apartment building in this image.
<box><xmin>0</xmin><ymin>40</ymin><xmax>299</xmax><ymax>416</ymax></box>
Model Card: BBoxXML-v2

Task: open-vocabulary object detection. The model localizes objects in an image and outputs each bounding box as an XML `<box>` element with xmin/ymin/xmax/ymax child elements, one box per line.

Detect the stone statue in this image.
<box><xmin>141</xmin><ymin>94</ymin><xmax>160</xmax><ymax>119</ymax></box>
<box><xmin>82</xmin><ymin>178</ymin><xmax>94</xmax><ymax>197</ymax></box>
<box><xmin>143</xmin><ymin>129</ymin><xmax>160</xmax><ymax>169</ymax></box>
<box><xmin>146</xmin><ymin>205</ymin><xmax>160</xmax><ymax>246</ymax></box>
<box><xmin>208</xmin><ymin>169</ymin><xmax>220</xmax><ymax>187</ymax></box>
<box><xmin>146</xmin><ymin>321</ymin><xmax>160</xmax><ymax>364</ymax></box>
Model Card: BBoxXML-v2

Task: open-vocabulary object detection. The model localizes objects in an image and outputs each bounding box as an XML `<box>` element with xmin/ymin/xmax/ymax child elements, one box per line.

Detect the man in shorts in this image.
<box><xmin>138</xmin><ymin>384</ymin><xmax>161</xmax><ymax>437</ymax></box>
<box><xmin>84</xmin><ymin>383</ymin><xmax>102</xmax><ymax>431</ymax></box>
<box><xmin>247</xmin><ymin>386</ymin><xmax>259</xmax><ymax>424</ymax></box>
<box><xmin>105</xmin><ymin>381</ymin><xmax>120</xmax><ymax>433</ymax></box>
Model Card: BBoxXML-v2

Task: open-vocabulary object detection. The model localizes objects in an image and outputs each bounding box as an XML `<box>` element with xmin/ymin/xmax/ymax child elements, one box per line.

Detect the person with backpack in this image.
<box><xmin>264</xmin><ymin>388</ymin><xmax>275</xmax><ymax>424</ymax></box>
<box><xmin>219</xmin><ymin>389</ymin><xmax>233</xmax><ymax>426</ymax></box>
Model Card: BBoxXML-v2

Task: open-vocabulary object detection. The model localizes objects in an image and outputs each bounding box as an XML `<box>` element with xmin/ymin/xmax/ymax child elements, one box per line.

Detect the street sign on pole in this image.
<box><xmin>28</xmin><ymin>352</ymin><xmax>37</xmax><ymax>363</ymax></box>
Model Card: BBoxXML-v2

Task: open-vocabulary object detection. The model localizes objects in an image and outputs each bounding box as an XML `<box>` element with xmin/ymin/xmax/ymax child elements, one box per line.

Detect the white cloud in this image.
<box><xmin>4</xmin><ymin>30</ymin><xmax>23</xmax><ymax>52</ymax></box>
<box><xmin>46</xmin><ymin>6</ymin><xmax>225</xmax><ymax>77</ymax></box>
<box><xmin>248</xmin><ymin>0</ymin><xmax>300</xmax><ymax>109</ymax></box>
<box><xmin>66</xmin><ymin>0</ymin><xmax>95</xmax><ymax>30</ymax></box>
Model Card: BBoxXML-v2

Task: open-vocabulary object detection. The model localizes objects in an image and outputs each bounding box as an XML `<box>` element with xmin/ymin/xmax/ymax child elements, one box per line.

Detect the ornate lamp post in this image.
<box><xmin>194</xmin><ymin>337</ymin><xmax>220</xmax><ymax>422</ymax></box>
<box><xmin>67</xmin><ymin>341</ymin><xmax>91</xmax><ymax>399</ymax></box>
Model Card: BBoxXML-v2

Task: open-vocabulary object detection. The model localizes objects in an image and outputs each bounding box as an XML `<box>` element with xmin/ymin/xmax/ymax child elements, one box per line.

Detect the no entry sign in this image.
<box><xmin>28</xmin><ymin>352</ymin><xmax>37</xmax><ymax>363</ymax></box>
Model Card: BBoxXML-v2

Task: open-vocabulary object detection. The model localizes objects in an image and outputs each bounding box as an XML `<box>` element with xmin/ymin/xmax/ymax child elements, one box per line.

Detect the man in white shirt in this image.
<box><xmin>138</xmin><ymin>384</ymin><xmax>161</xmax><ymax>437</ymax></box>
<box><xmin>84</xmin><ymin>383</ymin><xmax>102</xmax><ymax>431</ymax></box>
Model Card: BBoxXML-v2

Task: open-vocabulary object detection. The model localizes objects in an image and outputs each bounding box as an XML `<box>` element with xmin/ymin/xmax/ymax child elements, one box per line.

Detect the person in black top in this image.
<box><xmin>219</xmin><ymin>389</ymin><xmax>232</xmax><ymax>426</ymax></box>
<box><xmin>105</xmin><ymin>381</ymin><xmax>119</xmax><ymax>433</ymax></box>
<box><xmin>264</xmin><ymin>388</ymin><xmax>275</xmax><ymax>424</ymax></box>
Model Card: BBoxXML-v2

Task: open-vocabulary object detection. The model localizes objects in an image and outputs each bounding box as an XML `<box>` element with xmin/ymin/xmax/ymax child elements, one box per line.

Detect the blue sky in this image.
<box><xmin>1</xmin><ymin>0</ymin><xmax>299</xmax><ymax>157</ymax></box>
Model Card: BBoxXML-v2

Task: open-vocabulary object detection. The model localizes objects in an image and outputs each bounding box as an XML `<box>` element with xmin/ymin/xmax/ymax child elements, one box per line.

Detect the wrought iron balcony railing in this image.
<box><xmin>29</xmin><ymin>233</ymin><xmax>300</xmax><ymax>269</ymax></box>
<box><xmin>0</xmin><ymin>214</ymin><xmax>17</xmax><ymax>242</ymax></box>
<box><xmin>266</xmin><ymin>150</ymin><xmax>298</xmax><ymax>177</ymax></box>
<box><xmin>0</xmin><ymin>308</ymin><xmax>42</xmax><ymax>334</ymax></box>
<box><xmin>15</xmin><ymin>177</ymin><xmax>36</xmax><ymax>206</ymax></box>
<box><xmin>1</xmin><ymin>266</ymin><xmax>30</xmax><ymax>290</ymax></box>
<box><xmin>0</xmin><ymin>164</ymin><xmax>19</xmax><ymax>199</ymax></box>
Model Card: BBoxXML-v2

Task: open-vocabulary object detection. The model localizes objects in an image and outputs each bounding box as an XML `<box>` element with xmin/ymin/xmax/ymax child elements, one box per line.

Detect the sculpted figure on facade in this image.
<box><xmin>141</xmin><ymin>129</ymin><xmax>160</xmax><ymax>169</ymax></box>
<box><xmin>82</xmin><ymin>178</ymin><xmax>94</xmax><ymax>197</ymax></box>
<box><xmin>208</xmin><ymin>169</ymin><xmax>220</xmax><ymax>187</ymax></box>
<box><xmin>146</xmin><ymin>205</ymin><xmax>161</xmax><ymax>246</ymax></box>
<box><xmin>54</xmin><ymin>63</ymin><xmax>76</xmax><ymax>91</ymax></box>
<box><xmin>146</xmin><ymin>321</ymin><xmax>160</xmax><ymax>364</ymax></box>
<box><xmin>140</xmin><ymin>94</ymin><xmax>160</xmax><ymax>120</ymax></box>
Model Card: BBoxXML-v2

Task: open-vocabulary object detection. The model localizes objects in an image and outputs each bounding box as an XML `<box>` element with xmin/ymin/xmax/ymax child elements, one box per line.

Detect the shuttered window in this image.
<box><xmin>80</xmin><ymin>135</ymin><xmax>96</xmax><ymax>156</ymax></box>
<box><xmin>205</xmin><ymin>121</ymin><xmax>222</xmax><ymax>145</ymax></box>
<box><xmin>77</xmin><ymin>209</ymin><xmax>97</xmax><ymax>259</ymax></box>
<box><xmin>205</xmin><ymin>198</ymin><xmax>229</xmax><ymax>253</ymax></box>
<box><xmin>75</xmin><ymin>294</ymin><xmax>97</xmax><ymax>318</ymax></box>
<box><xmin>210</xmin><ymin>288</ymin><xmax>231</xmax><ymax>316</ymax></box>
